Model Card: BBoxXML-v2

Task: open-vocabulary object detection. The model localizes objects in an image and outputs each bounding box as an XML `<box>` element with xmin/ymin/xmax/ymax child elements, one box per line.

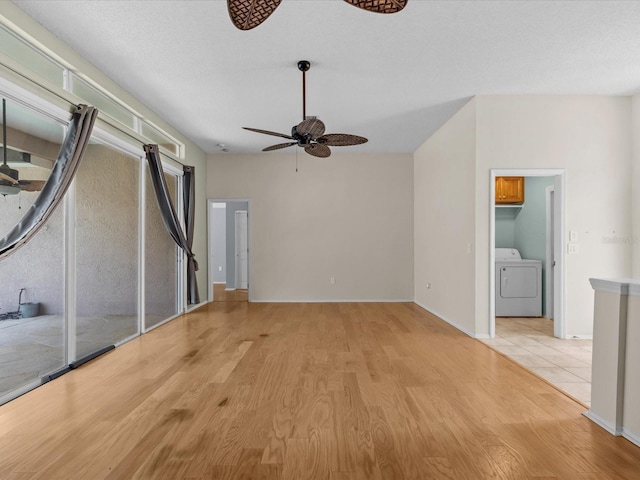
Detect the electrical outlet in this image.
<box><xmin>330</xmin><ymin>277</ymin><xmax>335</xmax><ymax>285</ymax></box>
<box><xmin>218</xmin><ymin>266</ymin><xmax>223</xmax><ymax>271</ymax></box>
<box><xmin>567</xmin><ymin>244</ymin><xmax>579</xmax><ymax>254</ymax></box>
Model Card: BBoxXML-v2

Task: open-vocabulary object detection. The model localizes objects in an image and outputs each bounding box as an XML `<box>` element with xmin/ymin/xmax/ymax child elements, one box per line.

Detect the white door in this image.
<box><xmin>235</xmin><ymin>210</ymin><xmax>248</xmax><ymax>289</ymax></box>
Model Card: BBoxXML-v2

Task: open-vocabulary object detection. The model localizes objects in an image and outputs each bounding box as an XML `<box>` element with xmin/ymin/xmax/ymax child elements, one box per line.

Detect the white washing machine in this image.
<box><xmin>495</xmin><ymin>248</ymin><xmax>542</xmax><ymax>317</ymax></box>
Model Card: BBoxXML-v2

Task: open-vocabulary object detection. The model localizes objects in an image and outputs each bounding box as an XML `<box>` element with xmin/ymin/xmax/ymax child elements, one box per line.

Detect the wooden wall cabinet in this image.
<box><xmin>495</xmin><ymin>176</ymin><xmax>524</xmax><ymax>204</ymax></box>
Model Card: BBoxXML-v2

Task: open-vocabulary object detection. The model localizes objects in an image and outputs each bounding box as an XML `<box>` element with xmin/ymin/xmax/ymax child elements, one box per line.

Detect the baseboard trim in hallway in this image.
<box><xmin>252</xmin><ymin>298</ymin><xmax>415</xmax><ymax>303</ymax></box>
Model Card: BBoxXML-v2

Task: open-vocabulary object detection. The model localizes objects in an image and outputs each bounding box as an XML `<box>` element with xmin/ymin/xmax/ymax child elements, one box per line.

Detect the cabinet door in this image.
<box><xmin>496</xmin><ymin>176</ymin><xmax>524</xmax><ymax>204</ymax></box>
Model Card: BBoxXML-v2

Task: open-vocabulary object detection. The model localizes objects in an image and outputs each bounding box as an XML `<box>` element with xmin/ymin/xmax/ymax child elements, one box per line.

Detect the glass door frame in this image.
<box><xmin>141</xmin><ymin>160</ymin><xmax>185</xmax><ymax>333</ymax></box>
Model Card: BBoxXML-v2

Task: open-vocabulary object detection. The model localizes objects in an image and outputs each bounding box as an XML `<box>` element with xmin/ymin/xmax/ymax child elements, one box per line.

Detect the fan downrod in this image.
<box><xmin>298</xmin><ymin>60</ymin><xmax>310</xmax><ymax>120</ymax></box>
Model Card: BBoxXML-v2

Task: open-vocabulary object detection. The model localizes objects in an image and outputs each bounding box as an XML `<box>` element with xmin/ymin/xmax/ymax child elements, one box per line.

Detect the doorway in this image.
<box><xmin>207</xmin><ymin>199</ymin><xmax>250</xmax><ymax>302</ymax></box>
<box><xmin>490</xmin><ymin>169</ymin><xmax>566</xmax><ymax>339</ymax></box>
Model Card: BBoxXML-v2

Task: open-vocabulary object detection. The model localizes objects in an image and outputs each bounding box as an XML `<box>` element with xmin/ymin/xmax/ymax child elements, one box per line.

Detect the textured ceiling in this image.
<box><xmin>10</xmin><ymin>0</ymin><xmax>640</xmax><ymax>155</ymax></box>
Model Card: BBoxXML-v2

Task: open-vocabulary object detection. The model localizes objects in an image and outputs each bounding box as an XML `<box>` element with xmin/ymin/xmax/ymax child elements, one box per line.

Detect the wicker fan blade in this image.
<box><xmin>243</xmin><ymin>127</ymin><xmax>294</xmax><ymax>140</ymax></box>
<box><xmin>342</xmin><ymin>0</ymin><xmax>407</xmax><ymax>14</ymax></box>
<box><xmin>227</xmin><ymin>0</ymin><xmax>282</xmax><ymax>30</ymax></box>
<box><xmin>304</xmin><ymin>143</ymin><xmax>331</xmax><ymax>158</ymax></box>
<box><xmin>316</xmin><ymin>133</ymin><xmax>368</xmax><ymax>146</ymax></box>
<box><xmin>0</xmin><ymin>171</ymin><xmax>18</xmax><ymax>184</ymax></box>
<box><xmin>263</xmin><ymin>142</ymin><xmax>297</xmax><ymax>152</ymax></box>
<box><xmin>18</xmin><ymin>180</ymin><xmax>46</xmax><ymax>192</ymax></box>
<box><xmin>296</xmin><ymin>118</ymin><xmax>325</xmax><ymax>139</ymax></box>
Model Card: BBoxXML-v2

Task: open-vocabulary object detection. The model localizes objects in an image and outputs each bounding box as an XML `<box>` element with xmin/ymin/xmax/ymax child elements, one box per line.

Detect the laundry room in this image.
<box><xmin>495</xmin><ymin>176</ymin><xmax>555</xmax><ymax>319</ymax></box>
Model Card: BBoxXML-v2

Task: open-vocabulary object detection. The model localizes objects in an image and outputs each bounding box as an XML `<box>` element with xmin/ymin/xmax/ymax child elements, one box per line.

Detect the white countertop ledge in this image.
<box><xmin>589</xmin><ymin>278</ymin><xmax>640</xmax><ymax>296</ymax></box>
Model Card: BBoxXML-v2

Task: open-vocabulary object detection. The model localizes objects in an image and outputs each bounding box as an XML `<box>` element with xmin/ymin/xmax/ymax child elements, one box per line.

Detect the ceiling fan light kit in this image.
<box><xmin>243</xmin><ymin>60</ymin><xmax>368</xmax><ymax>158</ymax></box>
<box><xmin>227</xmin><ymin>0</ymin><xmax>407</xmax><ymax>31</ymax></box>
<box><xmin>0</xmin><ymin>184</ymin><xmax>20</xmax><ymax>196</ymax></box>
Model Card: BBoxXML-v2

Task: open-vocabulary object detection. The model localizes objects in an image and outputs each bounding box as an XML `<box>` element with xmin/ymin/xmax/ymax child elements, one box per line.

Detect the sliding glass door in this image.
<box><xmin>74</xmin><ymin>141</ymin><xmax>140</xmax><ymax>359</ymax></box>
<box><xmin>144</xmin><ymin>166</ymin><xmax>181</xmax><ymax>330</ymax></box>
<box><xmin>0</xmin><ymin>97</ymin><xmax>66</xmax><ymax>401</ymax></box>
<box><xmin>0</xmin><ymin>83</ymin><xmax>187</xmax><ymax>404</ymax></box>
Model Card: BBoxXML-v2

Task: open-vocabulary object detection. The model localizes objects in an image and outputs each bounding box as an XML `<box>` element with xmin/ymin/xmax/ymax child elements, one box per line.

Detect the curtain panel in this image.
<box><xmin>182</xmin><ymin>165</ymin><xmax>200</xmax><ymax>304</ymax></box>
<box><xmin>0</xmin><ymin>104</ymin><xmax>98</xmax><ymax>261</ymax></box>
<box><xmin>144</xmin><ymin>144</ymin><xmax>199</xmax><ymax>305</ymax></box>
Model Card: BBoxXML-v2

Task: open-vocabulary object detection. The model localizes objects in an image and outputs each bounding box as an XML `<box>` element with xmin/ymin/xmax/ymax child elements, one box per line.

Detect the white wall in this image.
<box><xmin>414</xmin><ymin>98</ymin><xmax>477</xmax><ymax>335</ymax></box>
<box><xmin>475</xmin><ymin>96</ymin><xmax>633</xmax><ymax>337</ymax></box>
<box><xmin>207</xmin><ymin>153</ymin><xmax>414</xmax><ymax>301</ymax></box>
<box><xmin>632</xmin><ymin>94</ymin><xmax>640</xmax><ymax>277</ymax></box>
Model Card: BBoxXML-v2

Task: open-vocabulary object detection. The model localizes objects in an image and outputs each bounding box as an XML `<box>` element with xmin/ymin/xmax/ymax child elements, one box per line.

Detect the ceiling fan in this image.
<box><xmin>228</xmin><ymin>0</ymin><xmax>408</xmax><ymax>31</ymax></box>
<box><xmin>0</xmin><ymin>99</ymin><xmax>46</xmax><ymax>196</ymax></box>
<box><xmin>243</xmin><ymin>60</ymin><xmax>368</xmax><ymax>158</ymax></box>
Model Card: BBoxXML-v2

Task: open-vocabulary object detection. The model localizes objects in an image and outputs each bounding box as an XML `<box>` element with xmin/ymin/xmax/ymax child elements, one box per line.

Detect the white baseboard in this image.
<box><xmin>251</xmin><ymin>298</ymin><xmax>414</xmax><ymax>304</ymax></box>
<box><xmin>413</xmin><ymin>301</ymin><xmax>476</xmax><ymax>338</ymax></box>
<box><xmin>583</xmin><ymin>410</ymin><xmax>623</xmax><ymax>436</ymax></box>
<box><xmin>622</xmin><ymin>428</ymin><xmax>640</xmax><ymax>447</ymax></box>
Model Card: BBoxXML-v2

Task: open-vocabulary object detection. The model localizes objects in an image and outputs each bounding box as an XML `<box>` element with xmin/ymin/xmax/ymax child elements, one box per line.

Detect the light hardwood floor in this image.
<box><xmin>0</xmin><ymin>302</ymin><xmax>638</xmax><ymax>479</ymax></box>
<box><xmin>213</xmin><ymin>283</ymin><xmax>248</xmax><ymax>302</ymax></box>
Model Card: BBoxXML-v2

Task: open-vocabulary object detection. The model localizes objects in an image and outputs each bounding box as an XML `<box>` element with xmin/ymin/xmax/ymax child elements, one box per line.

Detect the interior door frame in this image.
<box><xmin>489</xmin><ymin>169</ymin><xmax>566</xmax><ymax>339</ymax></box>
<box><xmin>207</xmin><ymin>198</ymin><xmax>251</xmax><ymax>302</ymax></box>
<box><xmin>545</xmin><ymin>185</ymin><xmax>554</xmax><ymax>321</ymax></box>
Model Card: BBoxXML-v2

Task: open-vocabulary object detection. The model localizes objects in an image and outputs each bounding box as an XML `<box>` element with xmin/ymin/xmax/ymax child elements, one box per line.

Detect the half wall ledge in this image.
<box><xmin>587</xmin><ymin>278</ymin><xmax>640</xmax><ymax>447</ymax></box>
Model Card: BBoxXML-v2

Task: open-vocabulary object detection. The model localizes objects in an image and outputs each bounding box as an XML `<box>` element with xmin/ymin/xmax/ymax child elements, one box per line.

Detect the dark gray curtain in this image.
<box><xmin>144</xmin><ymin>144</ymin><xmax>199</xmax><ymax>305</ymax></box>
<box><xmin>0</xmin><ymin>104</ymin><xmax>98</xmax><ymax>260</ymax></box>
<box><xmin>182</xmin><ymin>165</ymin><xmax>200</xmax><ymax>304</ymax></box>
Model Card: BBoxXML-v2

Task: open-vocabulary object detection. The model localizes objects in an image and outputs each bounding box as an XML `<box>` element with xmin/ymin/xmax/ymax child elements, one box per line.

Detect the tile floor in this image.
<box><xmin>480</xmin><ymin>316</ymin><xmax>592</xmax><ymax>406</ymax></box>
